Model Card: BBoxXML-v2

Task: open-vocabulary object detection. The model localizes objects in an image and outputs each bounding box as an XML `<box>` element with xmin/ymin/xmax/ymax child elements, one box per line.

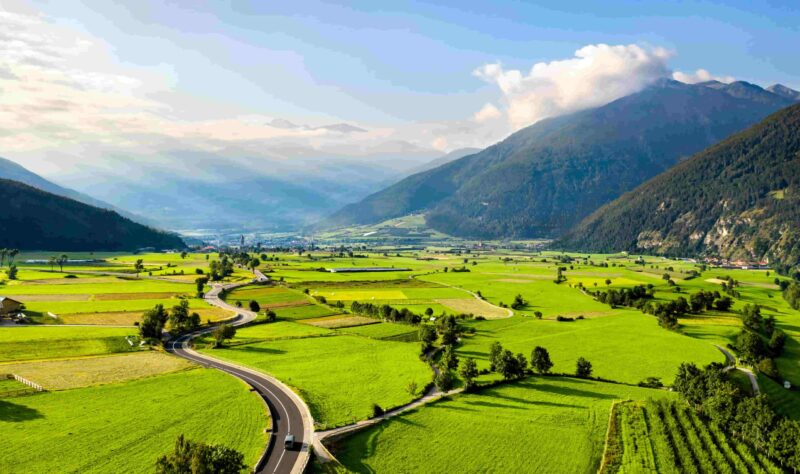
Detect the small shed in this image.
<box><xmin>0</xmin><ymin>297</ymin><xmax>23</xmax><ymax>317</ymax></box>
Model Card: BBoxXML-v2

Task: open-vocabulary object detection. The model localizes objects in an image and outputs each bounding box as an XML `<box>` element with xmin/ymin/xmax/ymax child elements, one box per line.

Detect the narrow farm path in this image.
<box><xmin>714</xmin><ymin>344</ymin><xmax>761</xmax><ymax>395</ymax></box>
<box><xmin>313</xmin><ymin>346</ymin><xmax>463</xmax><ymax>464</ymax></box>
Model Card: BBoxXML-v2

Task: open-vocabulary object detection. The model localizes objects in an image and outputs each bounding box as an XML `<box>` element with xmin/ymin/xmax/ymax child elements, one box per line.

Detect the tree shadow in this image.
<box><xmin>531</xmin><ymin>380</ymin><xmax>616</xmax><ymax>400</ymax></box>
<box><xmin>0</xmin><ymin>399</ymin><xmax>44</xmax><ymax>422</ymax></box>
<box><xmin>236</xmin><ymin>345</ymin><xmax>286</xmax><ymax>355</ymax></box>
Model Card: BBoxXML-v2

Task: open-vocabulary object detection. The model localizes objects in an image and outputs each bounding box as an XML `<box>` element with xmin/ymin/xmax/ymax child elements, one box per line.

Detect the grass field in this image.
<box><xmin>200</xmin><ymin>335</ymin><xmax>431</xmax><ymax>429</ymax></box>
<box><xmin>0</xmin><ymin>326</ymin><xmax>141</xmax><ymax>363</ymax></box>
<box><xmin>1</xmin><ymin>352</ymin><xmax>196</xmax><ymax>390</ymax></box>
<box><xmin>602</xmin><ymin>400</ymin><xmax>781</xmax><ymax>474</ymax></box>
<box><xmin>275</xmin><ymin>304</ymin><xmax>338</xmax><ymax>320</ymax></box>
<box><xmin>302</xmin><ymin>315</ymin><xmax>378</xmax><ymax>329</ymax></box>
<box><xmin>194</xmin><ymin>321</ymin><xmax>333</xmax><ymax>347</ymax></box>
<box><xmin>337</xmin><ymin>322</ymin><xmax>419</xmax><ymax>340</ymax></box>
<box><xmin>334</xmin><ymin>377</ymin><xmax>674</xmax><ymax>473</ymax></box>
<box><xmin>0</xmin><ymin>369</ymin><xmax>268</xmax><ymax>473</ymax></box>
<box><xmin>457</xmin><ymin>311</ymin><xmax>723</xmax><ymax>385</ymax></box>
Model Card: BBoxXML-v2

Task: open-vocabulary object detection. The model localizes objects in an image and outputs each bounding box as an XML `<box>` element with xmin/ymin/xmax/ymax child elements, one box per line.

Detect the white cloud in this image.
<box><xmin>472</xmin><ymin>103</ymin><xmax>502</xmax><ymax>122</ymax></box>
<box><xmin>474</xmin><ymin>44</ymin><xmax>672</xmax><ymax>130</ymax></box>
<box><xmin>672</xmin><ymin>68</ymin><xmax>735</xmax><ymax>84</ymax></box>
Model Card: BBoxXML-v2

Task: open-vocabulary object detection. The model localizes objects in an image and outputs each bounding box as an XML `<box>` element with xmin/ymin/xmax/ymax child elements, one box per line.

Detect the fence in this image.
<box><xmin>0</xmin><ymin>373</ymin><xmax>44</xmax><ymax>398</ymax></box>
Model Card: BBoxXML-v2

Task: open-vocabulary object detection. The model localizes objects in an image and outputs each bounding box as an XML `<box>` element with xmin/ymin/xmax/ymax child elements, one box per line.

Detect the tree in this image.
<box><xmin>248</xmin><ymin>300</ymin><xmax>261</xmax><ymax>313</ymax></box>
<box><xmin>195</xmin><ymin>276</ymin><xmax>209</xmax><ymax>298</ymax></box>
<box><xmin>265</xmin><ymin>310</ymin><xmax>276</xmax><ymax>322</ymax></box>
<box><xmin>7</xmin><ymin>249</ymin><xmax>18</xmax><ymax>266</ymax></box>
<box><xmin>737</xmin><ymin>329</ymin><xmax>766</xmax><ymax>363</ymax></box>
<box><xmin>248</xmin><ymin>258</ymin><xmax>260</xmax><ymax>273</ymax></box>
<box><xmin>459</xmin><ymin>358</ymin><xmax>478</xmax><ymax>389</ymax></box>
<box><xmin>212</xmin><ymin>324</ymin><xmax>236</xmax><ymax>347</ymax></box>
<box><xmin>742</xmin><ymin>304</ymin><xmax>762</xmax><ymax>331</ymax></box>
<box><xmin>434</xmin><ymin>370</ymin><xmax>454</xmax><ymax>391</ymax></box>
<box><xmin>140</xmin><ymin>304</ymin><xmax>168</xmax><ymax>340</ymax></box>
<box><xmin>180</xmin><ymin>251</ymin><xmax>188</xmax><ymax>259</ymax></box>
<box><xmin>57</xmin><ymin>254</ymin><xmax>68</xmax><ymax>272</ymax></box>
<box><xmin>714</xmin><ymin>296</ymin><xmax>733</xmax><ymax>311</ymax></box>
<box><xmin>576</xmin><ymin>357</ymin><xmax>593</xmax><ymax>378</ymax></box>
<box><xmin>0</xmin><ymin>248</ymin><xmax>6</xmax><ymax>267</ymax></box>
<box><xmin>48</xmin><ymin>256</ymin><xmax>57</xmax><ymax>271</ymax></box>
<box><xmin>442</xmin><ymin>345</ymin><xmax>459</xmax><ymax>371</ymax></box>
<box><xmin>134</xmin><ymin>258</ymin><xmax>144</xmax><ymax>278</ymax></box>
<box><xmin>168</xmin><ymin>299</ymin><xmax>199</xmax><ymax>333</ymax></box>
<box><xmin>489</xmin><ymin>341</ymin><xmax>503</xmax><ymax>372</ymax></box>
<box><xmin>530</xmin><ymin>346</ymin><xmax>553</xmax><ymax>374</ymax></box>
<box><xmin>497</xmin><ymin>350</ymin><xmax>526</xmax><ymax>380</ymax></box>
<box><xmin>424</xmin><ymin>307</ymin><xmax>434</xmax><ymax>317</ymax></box>
<box><xmin>511</xmin><ymin>294</ymin><xmax>526</xmax><ymax>310</ymax></box>
<box><xmin>533</xmin><ymin>311</ymin><xmax>543</xmax><ymax>319</ymax></box>
<box><xmin>7</xmin><ymin>265</ymin><xmax>17</xmax><ymax>280</ymax></box>
<box><xmin>155</xmin><ymin>434</ymin><xmax>246</xmax><ymax>474</ymax></box>
<box><xmin>768</xmin><ymin>418</ymin><xmax>800</xmax><ymax>472</ymax></box>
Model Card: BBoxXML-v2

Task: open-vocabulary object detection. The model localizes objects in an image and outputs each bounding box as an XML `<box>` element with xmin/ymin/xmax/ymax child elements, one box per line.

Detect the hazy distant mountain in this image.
<box><xmin>0</xmin><ymin>179</ymin><xmax>184</xmax><ymax>251</ymax></box>
<box><xmin>559</xmin><ymin>103</ymin><xmax>800</xmax><ymax>267</ymax></box>
<box><xmin>323</xmin><ymin>79</ymin><xmax>794</xmax><ymax>238</ymax></box>
<box><xmin>58</xmin><ymin>147</ymin><xmax>441</xmax><ymax>232</ymax></box>
<box><xmin>767</xmin><ymin>84</ymin><xmax>800</xmax><ymax>102</ymax></box>
<box><xmin>0</xmin><ymin>156</ymin><xmax>150</xmax><ymax>225</ymax></box>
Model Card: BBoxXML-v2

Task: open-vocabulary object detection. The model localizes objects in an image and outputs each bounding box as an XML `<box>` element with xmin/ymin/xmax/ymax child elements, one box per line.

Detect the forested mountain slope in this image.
<box><xmin>559</xmin><ymin>103</ymin><xmax>800</xmax><ymax>267</ymax></box>
<box><xmin>0</xmin><ymin>179</ymin><xmax>185</xmax><ymax>251</ymax></box>
<box><xmin>323</xmin><ymin>80</ymin><xmax>797</xmax><ymax>238</ymax></box>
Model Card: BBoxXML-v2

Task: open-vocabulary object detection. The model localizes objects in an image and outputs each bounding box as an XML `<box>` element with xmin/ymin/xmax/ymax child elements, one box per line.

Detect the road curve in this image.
<box><xmin>714</xmin><ymin>345</ymin><xmax>761</xmax><ymax>396</ymax></box>
<box><xmin>167</xmin><ymin>277</ymin><xmax>312</xmax><ymax>474</ymax></box>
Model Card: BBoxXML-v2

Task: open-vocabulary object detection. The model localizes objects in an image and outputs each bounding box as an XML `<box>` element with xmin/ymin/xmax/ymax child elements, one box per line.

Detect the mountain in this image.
<box><xmin>323</xmin><ymin>80</ymin><xmax>795</xmax><ymax>238</ymax></box>
<box><xmin>558</xmin><ymin>103</ymin><xmax>800</xmax><ymax>267</ymax></box>
<box><xmin>767</xmin><ymin>84</ymin><xmax>800</xmax><ymax>102</ymax></box>
<box><xmin>407</xmin><ymin>148</ymin><xmax>481</xmax><ymax>175</ymax></box>
<box><xmin>0</xmin><ymin>179</ymin><xmax>185</xmax><ymax>251</ymax></box>
<box><xmin>57</xmin><ymin>147</ymin><xmax>441</xmax><ymax>232</ymax></box>
<box><xmin>0</xmin><ymin>156</ymin><xmax>151</xmax><ymax>225</ymax></box>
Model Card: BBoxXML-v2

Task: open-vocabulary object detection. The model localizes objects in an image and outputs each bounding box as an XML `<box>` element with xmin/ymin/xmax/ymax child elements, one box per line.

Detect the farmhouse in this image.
<box><xmin>0</xmin><ymin>296</ymin><xmax>23</xmax><ymax>318</ymax></box>
<box><xmin>327</xmin><ymin>267</ymin><xmax>410</xmax><ymax>273</ymax></box>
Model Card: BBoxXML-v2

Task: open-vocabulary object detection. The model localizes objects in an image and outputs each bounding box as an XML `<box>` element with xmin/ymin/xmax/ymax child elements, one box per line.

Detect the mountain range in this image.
<box><xmin>323</xmin><ymin>80</ymin><xmax>799</xmax><ymax>239</ymax></box>
<box><xmin>558</xmin><ymin>103</ymin><xmax>800</xmax><ymax>266</ymax></box>
<box><xmin>0</xmin><ymin>179</ymin><xmax>184</xmax><ymax>251</ymax></box>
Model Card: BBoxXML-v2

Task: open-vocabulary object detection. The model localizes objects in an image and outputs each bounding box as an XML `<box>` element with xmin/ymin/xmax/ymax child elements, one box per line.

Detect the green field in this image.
<box><xmin>457</xmin><ymin>311</ymin><xmax>723</xmax><ymax>385</ymax></box>
<box><xmin>0</xmin><ymin>369</ymin><xmax>268</xmax><ymax>473</ymax></box>
<box><xmin>200</xmin><ymin>334</ymin><xmax>431</xmax><ymax>429</ymax></box>
<box><xmin>337</xmin><ymin>322</ymin><xmax>419</xmax><ymax>340</ymax></box>
<box><xmin>334</xmin><ymin>377</ymin><xmax>674</xmax><ymax>473</ymax></box>
<box><xmin>0</xmin><ymin>326</ymin><xmax>141</xmax><ymax>363</ymax></box>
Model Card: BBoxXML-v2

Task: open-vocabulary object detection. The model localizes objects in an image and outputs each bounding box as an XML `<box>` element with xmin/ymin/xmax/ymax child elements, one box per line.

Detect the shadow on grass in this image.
<box><xmin>235</xmin><ymin>345</ymin><xmax>287</xmax><ymax>355</ymax></box>
<box><xmin>0</xmin><ymin>399</ymin><xmax>44</xmax><ymax>422</ymax></box>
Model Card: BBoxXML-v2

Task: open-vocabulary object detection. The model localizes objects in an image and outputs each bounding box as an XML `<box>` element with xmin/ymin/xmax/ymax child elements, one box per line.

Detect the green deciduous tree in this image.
<box><xmin>530</xmin><ymin>346</ymin><xmax>553</xmax><ymax>375</ymax></box>
<box><xmin>459</xmin><ymin>358</ymin><xmax>478</xmax><ymax>389</ymax></box>
<box><xmin>575</xmin><ymin>357</ymin><xmax>593</xmax><ymax>378</ymax></box>
<box><xmin>140</xmin><ymin>304</ymin><xmax>168</xmax><ymax>340</ymax></box>
<box><xmin>155</xmin><ymin>434</ymin><xmax>246</xmax><ymax>474</ymax></box>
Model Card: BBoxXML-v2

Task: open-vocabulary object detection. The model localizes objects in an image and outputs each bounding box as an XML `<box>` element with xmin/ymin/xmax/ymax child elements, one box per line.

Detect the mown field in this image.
<box><xmin>602</xmin><ymin>400</ymin><xmax>781</xmax><ymax>474</ymax></box>
<box><xmin>0</xmin><ymin>369</ymin><xmax>268</xmax><ymax>473</ymax></box>
<box><xmin>200</xmin><ymin>331</ymin><xmax>431</xmax><ymax>429</ymax></box>
<box><xmin>0</xmin><ymin>326</ymin><xmax>141</xmax><ymax>362</ymax></box>
<box><xmin>334</xmin><ymin>377</ymin><xmax>674</xmax><ymax>473</ymax></box>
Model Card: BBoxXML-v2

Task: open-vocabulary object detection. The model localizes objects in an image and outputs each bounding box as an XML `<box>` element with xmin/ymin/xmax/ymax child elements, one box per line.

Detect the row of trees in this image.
<box><xmin>673</xmin><ymin>363</ymin><xmax>800</xmax><ymax>470</ymax></box>
<box><xmin>139</xmin><ymin>300</ymin><xmax>201</xmax><ymax>339</ymax></box>
<box><xmin>0</xmin><ymin>248</ymin><xmax>19</xmax><ymax>267</ymax></box>
<box><xmin>155</xmin><ymin>434</ymin><xmax>245</xmax><ymax>474</ymax></box>
<box><xmin>488</xmin><ymin>342</ymin><xmax>593</xmax><ymax>381</ymax></box>
<box><xmin>350</xmin><ymin>301</ymin><xmax>423</xmax><ymax>326</ymax></box>
<box><xmin>735</xmin><ymin>304</ymin><xmax>786</xmax><ymax>377</ymax></box>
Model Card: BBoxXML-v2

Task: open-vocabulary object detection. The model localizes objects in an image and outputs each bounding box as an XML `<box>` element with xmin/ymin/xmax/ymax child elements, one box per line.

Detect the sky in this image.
<box><xmin>1</xmin><ymin>0</ymin><xmax>799</xmax><ymax>178</ymax></box>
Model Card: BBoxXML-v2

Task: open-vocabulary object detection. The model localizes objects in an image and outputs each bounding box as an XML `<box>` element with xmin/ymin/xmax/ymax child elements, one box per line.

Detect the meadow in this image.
<box><xmin>0</xmin><ymin>369</ymin><xmax>268</xmax><ymax>473</ymax></box>
<box><xmin>1</xmin><ymin>352</ymin><xmax>196</xmax><ymax>390</ymax></box>
<box><xmin>0</xmin><ymin>326</ymin><xmax>141</xmax><ymax>362</ymax></box>
<box><xmin>334</xmin><ymin>377</ymin><xmax>674</xmax><ymax>473</ymax></box>
<box><xmin>457</xmin><ymin>311</ymin><xmax>722</xmax><ymax>385</ymax></box>
<box><xmin>200</xmin><ymin>333</ymin><xmax>431</xmax><ymax>429</ymax></box>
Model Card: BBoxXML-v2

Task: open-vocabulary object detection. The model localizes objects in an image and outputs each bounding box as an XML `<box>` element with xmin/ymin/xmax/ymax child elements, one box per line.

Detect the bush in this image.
<box><xmin>757</xmin><ymin>358</ymin><xmax>780</xmax><ymax>379</ymax></box>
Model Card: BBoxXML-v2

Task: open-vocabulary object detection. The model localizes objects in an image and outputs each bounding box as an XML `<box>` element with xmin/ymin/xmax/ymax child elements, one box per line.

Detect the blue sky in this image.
<box><xmin>26</xmin><ymin>0</ymin><xmax>800</xmax><ymax>124</ymax></box>
<box><xmin>1</xmin><ymin>0</ymin><xmax>799</xmax><ymax>177</ymax></box>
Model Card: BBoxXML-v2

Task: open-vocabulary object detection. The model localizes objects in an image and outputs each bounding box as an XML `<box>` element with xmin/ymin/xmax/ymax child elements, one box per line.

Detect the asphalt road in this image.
<box><xmin>166</xmin><ymin>277</ymin><xmax>306</xmax><ymax>474</ymax></box>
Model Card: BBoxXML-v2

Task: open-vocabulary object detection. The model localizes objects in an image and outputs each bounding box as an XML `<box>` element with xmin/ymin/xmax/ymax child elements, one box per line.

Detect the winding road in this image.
<box><xmin>165</xmin><ymin>273</ymin><xmax>313</xmax><ymax>474</ymax></box>
<box><xmin>714</xmin><ymin>345</ymin><xmax>760</xmax><ymax>395</ymax></box>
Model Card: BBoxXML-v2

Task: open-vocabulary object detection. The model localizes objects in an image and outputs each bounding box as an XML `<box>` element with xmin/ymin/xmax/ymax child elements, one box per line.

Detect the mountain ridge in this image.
<box><xmin>557</xmin><ymin>102</ymin><xmax>800</xmax><ymax>267</ymax></box>
<box><xmin>322</xmin><ymin>79</ymin><xmax>795</xmax><ymax>238</ymax></box>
